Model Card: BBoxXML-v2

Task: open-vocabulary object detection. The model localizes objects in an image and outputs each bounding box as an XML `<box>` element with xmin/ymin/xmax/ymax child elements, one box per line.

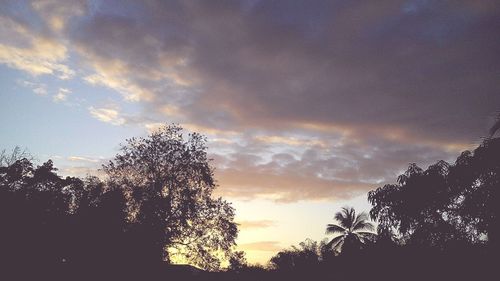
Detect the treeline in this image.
<box><xmin>0</xmin><ymin>161</ymin><xmax>133</xmax><ymax>278</ymax></box>
<box><xmin>0</xmin><ymin>125</ymin><xmax>237</xmax><ymax>280</ymax></box>
<box><xmin>0</xmin><ymin>124</ymin><xmax>499</xmax><ymax>280</ymax></box>
<box><xmin>255</xmin><ymin>136</ymin><xmax>499</xmax><ymax>280</ymax></box>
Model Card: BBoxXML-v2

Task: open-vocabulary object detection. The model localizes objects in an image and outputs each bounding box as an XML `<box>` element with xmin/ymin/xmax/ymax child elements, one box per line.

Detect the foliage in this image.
<box><xmin>0</xmin><ymin>124</ymin><xmax>237</xmax><ymax>274</ymax></box>
<box><xmin>270</xmin><ymin>239</ymin><xmax>323</xmax><ymax>271</ymax></box>
<box><xmin>0</xmin><ymin>146</ymin><xmax>33</xmax><ymax>167</ymax></box>
<box><xmin>1</xmin><ymin>122</ymin><xmax>498</xmax><ymax>279</ymax></box>
<box><xmin>368</xmin><ymin>138</ymin><xmax>500</xmax><ymax>249</ymax></box>
<box><xmin>229</xmin><ymin>251</ymin><xmax>248</xmax><ymax>272</ymax></box>
<box><xmin>102</xmin><ymin>124</ymin><xmax>238</xmax><ymax>270</ymax></box>
<box><xmin>0</xmin><ymin>159</ymin><xmax>71</xmax><ymax>265</ymax></box>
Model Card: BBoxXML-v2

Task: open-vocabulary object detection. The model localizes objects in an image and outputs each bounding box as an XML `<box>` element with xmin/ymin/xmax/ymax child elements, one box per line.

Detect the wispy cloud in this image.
<box><xmin>67</xmin><ymin>156</ymin><xmax>101</xmax><ymax>163</ymax></box>
<box><xmin>88</xmin><ymin>106</ymin><xmax>126</xmax><ymax>126</ymax></box>
<box><xmin>238</xmin><ymin>220</ymin><xmax>277</xmax><ymax>230</ymax></box>
<box><xmin>18</xmin><ymin>80</ymin><xmax>48</xmax><ymax>96</ymax></box>
<box><xmin>0</xmin><ymin>16</ymin><xmax>74</xmax><ymax>79</ymax></box>
<box><xmin>31</xmin><ymin>0</ymin><xmax>86</xmax><ymax>33</ymax></box>
<box><xmin>239</xmin><ymin>241</ymin><xmax>282</xmax><ymax>252</ymax></box>
<box><xmin>53</xmin><ymin>88</ymin><xmax>72</xmax><ymax>102</ymax></box>
<box><xmin>58</xmin><ymin>166</ymin><xmax>104</xmax><ymax>178</ymax></box>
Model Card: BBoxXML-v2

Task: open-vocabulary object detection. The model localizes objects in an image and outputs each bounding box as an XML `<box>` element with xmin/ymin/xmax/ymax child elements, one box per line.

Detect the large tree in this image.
<box><xmin>102</xmin><ymin>124</ymin><xmax>237</xmax><ymax>270</ymax></box>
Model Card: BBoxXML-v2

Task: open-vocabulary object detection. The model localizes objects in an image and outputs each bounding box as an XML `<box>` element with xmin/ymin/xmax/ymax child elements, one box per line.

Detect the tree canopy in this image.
<box><xmin>0</xmin><ymin>124</ymin><xmax>237</xmax><ymax>276</ymax></box>
<box><xmin>368</xmin><ymin>138</ymin><xmax>500</xmax><ymax>250</ymax></box>
<box><xmin>102</xmin><ymin>124</ymin><xmax>238</xmax><ymax>270</ymax></box>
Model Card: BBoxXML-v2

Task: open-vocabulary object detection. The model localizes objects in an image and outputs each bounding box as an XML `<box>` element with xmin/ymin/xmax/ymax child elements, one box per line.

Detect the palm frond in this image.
<box><xmin>327</xmin><ymin>235</ymin><xmax>345</xmax><ymax>250</ymax></box>
<box><xmin>352</xmin><ymin>211</ymin><xmax>369</xmax><ymax>229</ymax></box>
<box><xmin>334</xmin><ymin>211</ymin><xmax>347</xmax><ymax>228</ymax></box>
<box><xmin>326</xmin><ymin>223</ymin><xmax>346</xmax><ymax>235</ymax></box>
<box><xmin>335</xmin><ymin>207</ymin><xmax>355</xmax><ymax>228</ymax></box>
<box><xmin>347</xmin><ymin>207</ymin><xmax>356</xmax><ymax>229</ymax></box>
<box><xmin>352</xmin><ymin>220</ymin><xmax>375</xmax><ymax>232</ymax></box>
<box><xmin>355</xmin><ymin>231</ymin><xmax>377</xmax><ymax>239</ymax></box>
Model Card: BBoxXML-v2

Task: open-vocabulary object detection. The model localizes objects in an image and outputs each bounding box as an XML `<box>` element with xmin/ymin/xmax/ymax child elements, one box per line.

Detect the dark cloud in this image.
<box><xmin>1</xmin><ymin>0</ymin><xmax>499</xmax><ymax>203</ymax></box>
<box><xmin>176</xmin><ymin>0</ymin><xmax>500</xmax><ymax>142</ymax></box>
<box><xmin>39</xmin><ymin>0</ymin><xmax>497</xmax><ymax>143</ymax></box>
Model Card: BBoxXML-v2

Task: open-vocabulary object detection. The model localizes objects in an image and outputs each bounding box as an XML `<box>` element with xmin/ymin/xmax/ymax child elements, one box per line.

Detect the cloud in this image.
<box><xmin>67</xmin><ymin>156</ymin><xmax>100</xmax><ymax>163</ymax></box>
<box><xmin>238</xmin><ymin>241</ymin><xmax>282</xmax><ymax>252</ymax></box>
<box><xmin>58</xmin><ymin>154</ymin><xmax>106</xmax><ymax>178</ymax></box>
<box><xmin>2</xmin><ymin>1</ymin><xmax>499</xmax><ymax>204</ymax></box>
<box><xmin>44</xmin><ymin>0</ymin><xmax>497</xmax><ymax>144</ymax></box>
<box><xmin>254</xmin><ymin>135</ymin><xmax>328</xmax><ymax>148</ymax></box>
<box><xmin>238</xmin><ymin>220</ymin><xmax>277</xmax><ymax>230</ymax></box>
<box><xmin>31</xmin><ymin>0</ymin><xmax>86</xmax><ymax>33</ymax></box>
<box><xmin>0</xmin><ymin>15</ymin><xmax>74</xmax><ymax>79</ymax></box>
<box><xmin>83</xmin><ymin>68</ymin><xmax>154</xmax><ymax>102</ymax></box>
<box><xmin>53</xmin><ymin>88</ymin><xmax>72</xmax><ymax>102</ymax></box>
<box><xmin>18</xmin><ymin>80</ymin><xmax>48</xmax><ymax>96</ymax></box>
<box><xmin>2</xmin><ymin>1</ymin><xmax>499</xmax><ymax>142</ymax></box>
<box><xmin>88</xmin><ymin>106</ymin><xmax>126</xmax><ymax>125</ymax></box>
<box><xmin>212</xmin><ymin>132</ymin><xmax>461</xmax><ymax>202</ymax></box>
<box><xmin>58</xmin><ymin>165</ymin><xmax>104</xmax><ymax>178</ymax></box>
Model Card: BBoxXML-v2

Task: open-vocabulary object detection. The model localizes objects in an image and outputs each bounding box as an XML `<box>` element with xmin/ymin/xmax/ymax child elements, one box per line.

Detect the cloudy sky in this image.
<box><xmin>1</xmin><ymin>0</ymin><xmax>499</xmax><ymax>264</ymax></box>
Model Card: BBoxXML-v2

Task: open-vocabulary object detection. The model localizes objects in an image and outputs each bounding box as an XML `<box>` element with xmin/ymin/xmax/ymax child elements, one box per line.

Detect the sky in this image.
<box><xmin>1</xmin><ymin>0</ymin><xmax>499</xmax><ymax>264</ymax></box>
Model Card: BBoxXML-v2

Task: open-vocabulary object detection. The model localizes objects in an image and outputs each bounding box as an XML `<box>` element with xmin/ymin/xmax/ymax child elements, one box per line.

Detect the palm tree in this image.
<box><xmin>326</xmin><ymin>207</ymin><xmax>376</xmax><ymax>255</ymax></box>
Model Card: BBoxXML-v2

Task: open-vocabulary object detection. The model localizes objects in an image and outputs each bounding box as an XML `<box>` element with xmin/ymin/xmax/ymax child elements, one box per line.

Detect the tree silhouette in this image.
<box><xmin>0</xmin><ymin>146</ymin><xmax>33</xmax><ymax>167</ymax></box>
<box><xmin>229</xmin><ymin>250</ymin><xmax>248</xmax><ymax>272</ymax></box>
<box><xmin>369</xmin><ymin>135</ymin><xmax>500</xmax><ymax>252</ymax></box>
<box><xmin>0</xmin><ymin>159</ymin><xmax>72</xmax><ymax>268</ymax></box>
<box><xmin>451</xmin><ymin>138</ymin><xmax>500</xmax><ymax>250</ymax></box>
<box><xmin>269</xmin><ymin>239</ymin><xmax>323</xmax><ymax>273</ymax></box>
<box><xmin>489</xmin><ymin>112</ymin><xmax>500</xmax><ymax>138</ymax></box>
<box><xmin>102</xmin><ymin>124</ymin><xmax>237</xmax><ymax>270</ymax></box>
<box><xmin>369</xmin><ymin>161</ymin><xmax>473</xmax><ymax>247</ymax></box>
<box><xmin>325</xmin><ymin>207</ymin><xmax>375</xmax><ymax>255</ymax></box>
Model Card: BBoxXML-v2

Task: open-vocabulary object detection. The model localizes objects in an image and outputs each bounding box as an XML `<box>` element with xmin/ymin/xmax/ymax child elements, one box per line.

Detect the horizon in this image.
<box><xmin>1</xmin><ymin>0</ymin><xmax>499</xmax><ymax>265</ymax></box>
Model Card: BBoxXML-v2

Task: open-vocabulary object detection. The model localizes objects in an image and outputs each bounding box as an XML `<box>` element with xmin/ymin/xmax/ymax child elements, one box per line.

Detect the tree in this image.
<box><xmin>229</xmin><ymin>251</ymin><xmax>248</xmax><ymax>272</ymax></box>
<box><xmin>269</xmin><ymin>239</ymin><xmax>322</xmax><ymax>272</ymax></box>
<box><xmin>451</xmin><ymin>138</ymin><xmax>500</xmax><ymax>249</ymax></box>
<box><xmin>102</xmin><ymin>124</ymin><xmax>237</xmax><ymax>270</ymax></box>
<box><xmin>368</xmin><ymin>161</ymin><xmax>472</xmax><ymax>247</ymax></box>
<box><xmin>67</xmin><ymin>177</ymin><xmax>129</xmax><ymax>268</ymax></box>
<box><xmin>325</xmin><ymin>207</ymin><xmax>375</xmax><ymax>255</ymax></box>
<box><xmin>369</xmin><ymin>137</ymin><xmax>500</xmax><ymax>249</ymax></box>
<box><xmin>0</xmin><ymin>159</ymin><xmax>72</xmax><ymax>266</ymax></box>
<box><xmin>0</xmin><ymin>146</ymin><xmax>33</xmax><ymax>167</ymax></box>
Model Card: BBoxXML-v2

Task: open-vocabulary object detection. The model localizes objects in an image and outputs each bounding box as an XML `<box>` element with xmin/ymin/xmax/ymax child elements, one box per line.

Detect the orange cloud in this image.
<box><xmin>238</xmin><ymin>241</ymin><xmax>282</xmax><ymax>252</ymax></box>
<box><xmin>238</xmin><ymin>220</ymin><xmax>276</xmax><ymax>230</ymax></box>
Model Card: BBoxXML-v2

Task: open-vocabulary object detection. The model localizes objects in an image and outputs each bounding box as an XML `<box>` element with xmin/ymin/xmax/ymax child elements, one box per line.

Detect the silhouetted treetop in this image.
<box><xmin>270</xmin><ymin>239</ymin><xmax>324</xmax><ymax>272</ymax></box>
<box><xmin>369</xmin><ymin>137</ymin><xmax>500</xmax><ymax>249</ymax></box>
<box><xmin>0</xmin><ymin>146</ymin><xmax>33</xmax><ymax>167</ymax></box>
<box><xmin>102</xmin><ymin>124</ymin><xmax>237</xmax><ymax>270</ymax></box>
